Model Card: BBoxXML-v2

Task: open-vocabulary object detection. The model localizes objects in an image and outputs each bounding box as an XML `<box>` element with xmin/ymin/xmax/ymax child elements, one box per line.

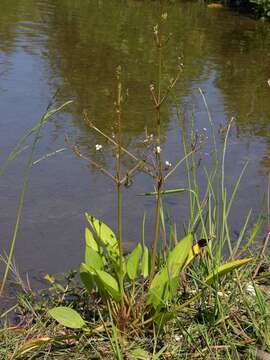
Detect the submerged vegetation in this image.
<box><xmin>1</xmin><ymin>9</ymin><xmax>270</xmax><ymax>360</ymax></box>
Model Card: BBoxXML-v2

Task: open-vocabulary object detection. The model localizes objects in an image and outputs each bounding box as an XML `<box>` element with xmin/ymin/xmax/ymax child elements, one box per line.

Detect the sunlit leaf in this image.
<box><xmin>141</xmin><ymin>245</ymin><xmax>150</xmax><ymax>279</ymax></box>
<box><xmin>177</xmin><ymin>259</ymin><xmax>253</xmax><ymax>312</ymax></box>
<box><xmin>167</xmin><ymin>233</ymin><xmax>193</xmax><ymax>275</ymax></box>
<box><xmin>85</xmin><ymin>213</ymin><xmax>119</xmax><ymax>258</ymax></box>
<box><xmin>85</xmin><ymin>246</ymin><xmax>104</xmax><ymax>270</ymax></box>
<box><xmin>48</xmin><ymin>306</ymin><xmax>86</xmax><ymax>329</ymax></box>
<box><xmin>127</xmin><ymin>243</ymin><xmax>142</xmax><ymax>280</ymax></box>
<box><xmin>205</xmin><ymin>258</ymin><xmax>253</xmax><ymax>285</ymax></box>
<box><xmin>85</xmin><ymin>227</ymin><xmax>99</xmax><ymax>252</ymax></box>
<box><xmin>147</xmin><ymin>267</ymin><xmax>172</xmax><ymax>309</ymax></box>
<box><xmin>96</xmin><ymin>270</ymin><xmax>121</xmax><ymax>302</ymax></box>
<box><xmin>148</xmin><ymin>234</ymin><xmax>192</xmax><ymax>308</ymax></box>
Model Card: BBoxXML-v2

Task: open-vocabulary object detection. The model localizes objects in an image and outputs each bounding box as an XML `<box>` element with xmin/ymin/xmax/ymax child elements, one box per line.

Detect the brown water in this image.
<box><xmin>0</xmin><ymin>0</ymin><xmax>270</xmax><ymax>287</ymax></box>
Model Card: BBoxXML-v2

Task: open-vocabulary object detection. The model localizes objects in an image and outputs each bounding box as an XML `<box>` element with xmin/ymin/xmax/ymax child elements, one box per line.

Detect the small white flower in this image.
<box><xmin>95</xmin><ymin>144</ymin><xmax>103</xmax><ymax>151</ymax></box>
<box><xmin>143</xmin><ymin>133</ymin><xmax>154</xmax><ymax>144</ymax></box>
<box><xmin>203</xmin><ymin>127</ymin><xmax>207</xmax><ymax>131</ymax></box>
<box><xmin>165</xmin><ymin>160</ymin><xmax>172</xmax><ymax>169</ymax></box>
<box><xmin>156</xmin><ymin>146</ymin><xmax>161</xmax><ymax>154</ymax></box>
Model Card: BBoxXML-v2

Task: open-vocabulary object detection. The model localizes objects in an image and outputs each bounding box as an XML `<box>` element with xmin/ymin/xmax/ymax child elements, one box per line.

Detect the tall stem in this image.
<box><xmin>116</xmin><ymin>67</ymin><xmax>124</xmax><ymax>305</ymax></box>
<box><xmin>117</xmin><ymin>182</ymin><xmax>124</xmax><ymax>304</ymax></box>
<box><xmin>149</xmin><ymin>180</ymin><xmax>162</xmax><ymax>283</ymax></box>
<box><xmin>149</xmin><ymin>26</ymin><xmax>163</xmax><ymax>284</ymax></box>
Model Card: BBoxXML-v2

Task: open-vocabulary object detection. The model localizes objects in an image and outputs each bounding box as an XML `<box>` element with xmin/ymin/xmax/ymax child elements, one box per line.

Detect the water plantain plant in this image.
<box><xmin>48</xmin><ymin>213</ymin><xmax>252</xmax><ymax>333</ymax></box>
<box><xmin>7</xmin><ymin>16</ymin><xmax>267</xmax><ymax>359</ymax></box>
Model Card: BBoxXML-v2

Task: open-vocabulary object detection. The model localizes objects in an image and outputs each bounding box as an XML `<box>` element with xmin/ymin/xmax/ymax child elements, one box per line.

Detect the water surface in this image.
<box><xmin>0</xmin><ymin>0</ymin><xmax>270</xmax><ymax>288</ymax></box>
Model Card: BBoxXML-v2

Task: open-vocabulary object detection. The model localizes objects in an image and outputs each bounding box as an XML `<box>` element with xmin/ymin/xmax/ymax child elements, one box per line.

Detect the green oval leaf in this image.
<box><xmin>85</xmin><ymin>246</ymin><xmax>104</xmax><ymax>270</ymax></box>
<box><xmin>85</xmin><ymin>227</ymin><xmax>99</xmax><ymax>252</ymax></box>
<box><xmin>167</xmin><ymin>233</ymin><xmax>193</xmax><ymax>276</ymax></box>
<box><xmin>96</xmin><ymin>270</ymin><xmax>121</xmax><ymax>302</ymax></box>
<box><xmin>147</xmin><ymin>234</ymin><xmax>192</xmax><ymax>308</ymax></box>
<box><xmin>48</xmin><ymin>306</ymin><xmax>86</xmax><ymax>329</ymax></box>
<box><xmin>147</xmin><ymin>266</ymin><xmax>173</xmax><ymax>309</ymax></box>
<box><xmin>127</xmin><ymin>243</ymin><xmax>142</xmax><ymax>280</ymax></box>
<box><xmin>85</xmin><ymin>213</ymin><xmax>119</xmax><ymax>257</ymax></box>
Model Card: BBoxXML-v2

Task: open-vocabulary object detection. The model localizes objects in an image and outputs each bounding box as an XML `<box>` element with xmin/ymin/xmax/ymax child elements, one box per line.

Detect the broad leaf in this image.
<box><xmin>147</xmin><ymin>267</ymin><xmax>173</xmax><ymax>309</ymax></box>
<box><xmin>148</xmin><ymin>233</ymin><xmax>192</xmax><ymax>308</ymax></box>
<box><xmin>80</xmin><ymin>263</ymin><xmax>95</xmax><ymax>292</ymax></box>
<box><xmin>85</xmin><ymin>213</ymin><xmax>119</xmax><ymax>258</ymax></box>
<box><xmin>141</xmin><ymin>245</ymin><xmax>150</xmax><ymax>279</ymax></box>
<box><xmin>167</xmin><ymin>233</ymin><xmax>193</xmax><ymax>275</ymax></box>
<box><xmin>85</xmin><ymin>227</ymin><xmax>99</xmax><ymax>252</ymax></box>
<box><xmin>85</xmin><ymin>246</ymin><xmax>104</xmax><ymax>270</ymax></box>
<box><xmin>127</xmin><ymin>243</ymin><xmax>142</xmax><ymax>280</ymax></box>
<box><xmin>205</xmin><ymin>258</ymin><xmax>253</xmax><ymax>285</ymax></box>
<box><xmin>96</xmin><ymin>270</ymin><xmax>121</xmax><ymax>302</ymax></box>
<box><xmin>48</xmin><ymin>306</ymin><xmax>86</xmax><ymax>329</ymax></box>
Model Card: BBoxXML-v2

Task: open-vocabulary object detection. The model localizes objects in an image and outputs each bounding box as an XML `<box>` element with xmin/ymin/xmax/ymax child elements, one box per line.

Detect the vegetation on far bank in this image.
<box><xmin>226</xmin><ymin>0</ymin><xmax>270</xmax><ymax>19</ymax></box>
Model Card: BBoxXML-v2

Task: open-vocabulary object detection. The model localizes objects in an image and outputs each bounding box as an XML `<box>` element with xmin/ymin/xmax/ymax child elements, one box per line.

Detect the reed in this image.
<box><xmin>0</xmin><ymin>100</ymin><xmax>72</xmax><ymax>295</ymax></box>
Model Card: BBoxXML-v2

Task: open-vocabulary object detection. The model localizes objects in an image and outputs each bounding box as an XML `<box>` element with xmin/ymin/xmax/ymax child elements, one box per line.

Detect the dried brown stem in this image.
<box><xmin>65</xmin><ymin>136</ymin><xmax>117</xmax><ymax>183</ymax></box>
<box><xmin>84</xmin><ymin>111</ymin><xmax>138</xmax><ymax>163</ymax></box>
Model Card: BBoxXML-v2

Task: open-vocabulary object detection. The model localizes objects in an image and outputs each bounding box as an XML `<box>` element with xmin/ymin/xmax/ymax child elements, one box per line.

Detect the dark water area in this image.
<box><xmin>0</xmin><ymin>0</ymin><xmax>270</xmax><ymax>292</ymax></box>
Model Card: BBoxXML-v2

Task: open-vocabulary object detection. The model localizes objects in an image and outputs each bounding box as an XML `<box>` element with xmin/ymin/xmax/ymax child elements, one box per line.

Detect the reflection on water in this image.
<box><xmin>0</xmin><ymin>0</ymin><xmax>270</xmax><ymax>281</ymax></box>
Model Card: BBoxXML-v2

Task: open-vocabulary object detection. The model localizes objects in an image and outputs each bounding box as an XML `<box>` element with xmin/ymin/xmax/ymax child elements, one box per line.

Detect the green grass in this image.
<box><xmin>1</xmin><ymin>252</ymin><xmax>270</xmax><ymax>359</ymax></box>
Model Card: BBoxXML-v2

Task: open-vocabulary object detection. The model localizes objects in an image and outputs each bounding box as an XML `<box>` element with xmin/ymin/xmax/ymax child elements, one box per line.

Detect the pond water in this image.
<box><xmin>0</xmin><ymin>0</ymin><xmax>270</xmax><ymax>289</ymax></box>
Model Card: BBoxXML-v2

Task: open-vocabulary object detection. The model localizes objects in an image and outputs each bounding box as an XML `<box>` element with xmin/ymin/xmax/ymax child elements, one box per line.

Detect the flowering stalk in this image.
<box><xmin>148</xmin><ymin>15</ymin><xmax>183</xmax><ymax>283</ymax></box>
<box><xmin>149</xmin><ymin>23</ymin><xmax>164</xmax><ymax>284</ymax></box>
<box><xmin>115</xmin><ymin>66</ymin><xmax>125</xmax><ymax>310</ymax></box>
